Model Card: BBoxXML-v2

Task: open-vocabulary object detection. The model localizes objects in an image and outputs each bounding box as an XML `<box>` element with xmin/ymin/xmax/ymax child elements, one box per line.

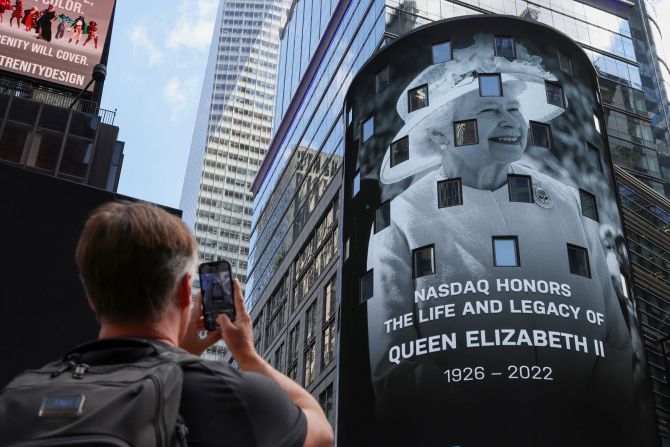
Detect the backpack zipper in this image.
<box><xmin>149</xmin><ymin>374</ymin><xmax>164</xmax><ymax>446</ymax></box>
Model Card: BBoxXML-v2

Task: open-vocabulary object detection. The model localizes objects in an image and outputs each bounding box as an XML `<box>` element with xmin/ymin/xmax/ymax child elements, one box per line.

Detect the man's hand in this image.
<box><xmin>217</xmin><ymin>279</ymin><xmax>259</xmax><ymax>368</ymax></box>
<box><xmin>179</xmin><ymin>292</ymin><xmax>222</xmax><ymax>356</ymax></box>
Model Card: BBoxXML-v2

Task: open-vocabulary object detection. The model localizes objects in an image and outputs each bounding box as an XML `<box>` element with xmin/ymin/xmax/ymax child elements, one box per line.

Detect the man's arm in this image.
<box><xmin>217</xmin><ymin>280</ymin><xmax>334</xmax><ymax>447</ymax></box>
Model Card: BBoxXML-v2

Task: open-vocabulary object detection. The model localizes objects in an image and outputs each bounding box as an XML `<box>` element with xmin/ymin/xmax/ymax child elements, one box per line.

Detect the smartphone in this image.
<box><xmin>198</xmin><ymin>260</ymin><xmax>235</xmax><ymax>331</ymax></box>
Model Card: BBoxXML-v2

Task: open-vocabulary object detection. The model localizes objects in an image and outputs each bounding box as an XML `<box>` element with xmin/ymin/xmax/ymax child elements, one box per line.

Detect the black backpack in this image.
<box><xmin>0</xmin><ymin>338</ymin><xmax>200</xmax><ymax>446</ymax></box>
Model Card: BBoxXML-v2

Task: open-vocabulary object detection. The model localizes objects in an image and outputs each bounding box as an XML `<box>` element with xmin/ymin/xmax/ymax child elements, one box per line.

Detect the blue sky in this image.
<box><xmin>102</xmin><ymin>0</ymin><xmax>218</xmax><ymax>209</ymax></box>
<box><xmin>105</xmin><ymin>0</ymin><xmax>670</xmax><ymax>209</ymax></box>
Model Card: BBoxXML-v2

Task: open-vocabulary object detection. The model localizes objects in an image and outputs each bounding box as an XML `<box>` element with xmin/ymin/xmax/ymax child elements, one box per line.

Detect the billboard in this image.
<box><xmin>0</xmin><ymin>0</ymin><xmax>115</xmax><ymax>90</ymax></box>
<box><xmin>339</xmin><ymin>16</ymin><xmax>659</xmax><ymax>446</ymax></box>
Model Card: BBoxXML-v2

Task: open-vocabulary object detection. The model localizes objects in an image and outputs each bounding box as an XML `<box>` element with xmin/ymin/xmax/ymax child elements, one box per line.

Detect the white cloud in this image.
<box><xmin>163</xmin><ymin>76</ymin><xmax>200</xmax><ymax>121</ymax></box>
<box><xmin>129</xmin><ymin>24</ymin><xmax>164</xmax><ymax>65</ymax></box>
<box><xmin>166</xmin><ymin>0</ymin><xmax>219</xmax><ymax>50</ymax></box>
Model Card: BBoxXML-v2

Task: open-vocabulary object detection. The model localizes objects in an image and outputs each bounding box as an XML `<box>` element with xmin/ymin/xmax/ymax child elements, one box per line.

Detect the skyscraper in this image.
<box><xmin>181</xmin><ymin>0</ymin><xmax>289</xmax><ymax>294</ymax></box>
<box><xmin>245</xmin><ymin>0</ymin><xmax>670</xmax><ymax>441</ymax></box>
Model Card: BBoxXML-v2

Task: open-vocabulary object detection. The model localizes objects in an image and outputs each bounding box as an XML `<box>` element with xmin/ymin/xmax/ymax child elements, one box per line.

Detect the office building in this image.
<box><xmin>180</xmin><ymin>0</ymin><xmax>290</xmax><ymax>298</ymax></box>
<box><xmin>245</xmin><ymin>0</ymin><xmax>670</xmax><ymax>441</ymax></box>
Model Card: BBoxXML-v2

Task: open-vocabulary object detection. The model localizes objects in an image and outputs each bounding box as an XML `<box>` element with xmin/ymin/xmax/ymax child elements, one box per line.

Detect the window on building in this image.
<box><xmin>304</xmin><ymin>344</ymin><xmax>316</xmax><ymax>387</ymax></box>
<box><xmin>508</xmin><ymin>175</ymin><xmax>533</xmax><ymax>203</ymax></box>
<box><xmin>0</xmin><ymin>122</ymin><xmax>30</xmax><ymax>163</ymax></box>
<box><xmin>529</xmin><ymin>122</ymin><xmax>551</xmax><ymax>149</ymax></box>
<box><xmin>454</xmin><ymin>120</ymin><xmax>478</xmax><ymax>146</ymax></box>
<box><xmin>305</xmin><ymin>303</ymin><xmax>317</xmax><ymax>343</ymax></box>
<box><xmin>545</xmin><ymin>82</ymin><xmax>565</xmax><ymax>108</ymax></box>
<box><xmin>319</xmin><ymin>384</ymin><xmax>335</xmax><ymax>427</ymax></box>
<box><xmin>390</xmin><ymin>136</ymin><xmax>409</xmax><ymax>167</ymax></box>
<box><xmin>360</xmin><ymin>270</ymin><xmax>374</xmax><ymax>303</ymax></box>
<box><xmin>362</xmin><ymin>116</ymin><xmax>374</xmax><ymax>142</ymax></box>
<box><xmin>274</xmin><ymin>343</ymin><xmax>285</xmax><ymax>373</ymax></box>
<box><xmin>375</xmin><ymin>66</ymin><xmax>389</xmax><ymax>92</ymax></box>
<box><xmin>567</xmin><ymin>244</ymin><xmax>591</xmax><ymax>277</ymax></box>
<box><xmin>587</xmin><ymin>143</ymin><xmax>602</xmax><ymax>171</ymax></box>
<box><xmin>408</xmin><ymin>84</ymin><xmax>429</xmax><ymax>112</ymax></box>
<box><xmin>303</xmin><ymin>303</ymin><xmax>317</xmax><ymax>388</ymax></box>
<box><xmin>322</xmin><ymin>276</ymin><xmax>337</xmax><ymax>368</ymax></box>
<box><xmin>59</xmin><ymin>137</ymin><xmax>93</xmax><ymax>179</ymax></box>
<box><xmin>479</xmin><ymin>74</ymin><xmax>502</xmax><ymax>97</ymax></box>
<box><xmin>375</xmin><ymin>201</ymin><xmax>390</xmax><ymax>233</ymax></box>
<box><xmin>437</xmin><ymin>178</ymin><xmax>463</xmax><ymax>207</ymax></box>
<box><xmin>432</xmin><ymin>41</ymin><xmax>452</xmax><ymax>64</ymax></box>
<box><xmin>493</xmin><ymin>237</ymin><xmax>520</xmax><ymax>267</ymax></box>
<box><xmin>287</xmin><ymin>324</ymin><xmax>300</xmax><ymax>381</ymax></box>
<box><xmin>27</xmin><ymin>131</ymin><xmax>63</xmax><ymax>172</ymax></box>
<box><xmin>557</xmin><ymin>50</ymin><xmax>573</xmax><ymax>76</ymax></box>
<box><xmin>579</xmin><ymin>190</ymin><xmax>599</xmax><ymax>221</ymax></box>
<box><xmin>352</xmin><ymin>171</ymin><xmax>361</xmax><ymax>197</ymax></box>
<box><xmin>412</xmin><ymin>245</ymin><xmax>435</xmax><ymax>278</ymax></box>
<box><xmin>494</xmin><ymin>37</ymin><xmax>515</xmax><ymax>60</ymax></box>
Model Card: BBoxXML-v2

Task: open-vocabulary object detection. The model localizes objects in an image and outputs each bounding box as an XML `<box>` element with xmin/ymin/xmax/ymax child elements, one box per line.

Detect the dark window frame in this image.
<box><xmin>545</xmin><ymin>81</ymin><xmax>565</xmax><ymax>108</ymax></box>
<box><xmin>390</xmin><ymin>136</ymin><xmax>409</xmax><ymax>167</ymax></box>
<box><xmin>362</xmin><ymin>115</ymin><xmax>374</xmax><ymax>142</ymax></box>
<box><xmin>432</xmin><ymin>40</ymin><xmax>452</xmax><ymax>64</ymax></box>
<box><xmin>557</xmin><ymin>49</ymin><xmax>573</xmax><ymax>76</ymax></box>
<box><xmin>529</xmin><ymin>121</ymin><xmax>553</xmax><ymax>150</ymax></box>
<box><xmin>492</xmin><ymin>236</ymin><xmax>521</xmax><ymax>267</ymax></box>
<box><xmin>567</xmin><ymin>244</ymin><xmax>591</xmax><ymax>278</ymax></box>
<box><xmin>579</xmin><ymin>189</ymin><xmax>599</xmax><ymax>221</ymax></box>
<box><xmin>412</xmin><ymin>244</ymin><xmax>436</xmax><ymax>279</ymax></box>
<box><xmin>375</xmin><ymin>65</ymin><xmax>390</xmax><ymax>93</ymax></box>
<box><xmin>494</xmin><ymin>36</ymin><xmax>516</xmax><ymax>60</ymax></box>
<box><xmin>360</xmin><ymin>270</ymin><xmax>374</xmax><ymax>303</ymax></box>
<box><xmin>374</xmin><ymin>200</ymin><xmax>391</xmax><ymax>233</ymax></box>
<box><xmin>478</xmin><ymin>73</ymin><xmax>503</xmax><ymax>97</ymax></box>
<box><xmin>453</xmin><ymin>119</ymin><xmax>478</xmax><ymax>146</ymax></box>
<box><xmin>587</xmin><ymin>143</ymin><xmax>602</xmax><ymax>171</ymax></box>
<box><xmin>507</xmin><ymin>174</ymin><xmax>534</xmax><ymax>203</ymax></box>
<box><xmin>408</xmin><ymin>84</ymin><xmax>429</xmax><ymax>113</ymax></box>
<box><xmin>437</xmin><ymin>178</ymin><xmax>463</xmax><ymax>208</ymax></box>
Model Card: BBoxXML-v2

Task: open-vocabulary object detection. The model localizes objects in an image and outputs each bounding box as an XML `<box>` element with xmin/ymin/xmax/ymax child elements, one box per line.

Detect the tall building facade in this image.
<box><xmin>180</xmin><ymin>0</ymin><xmax>290</xmax><ymax>297</ymax></box>
<box><xmin>244</xmin><ymin>0</ymin><xmax>670</xmax><ymax>441</ymax></box>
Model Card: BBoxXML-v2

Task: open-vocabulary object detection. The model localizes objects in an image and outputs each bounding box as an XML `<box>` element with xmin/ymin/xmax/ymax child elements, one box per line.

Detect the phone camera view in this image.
<box><xmin>200</xmin><ymin>262</ymin><xmax>234</xmax><ymax>330</ymax></box>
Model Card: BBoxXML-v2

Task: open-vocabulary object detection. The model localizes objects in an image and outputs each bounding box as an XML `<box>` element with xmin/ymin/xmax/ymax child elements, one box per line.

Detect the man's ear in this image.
<box><xmin>176</xmin><ymin>272</ymin><xmax>192</xmax><ymax>310</ymax></box>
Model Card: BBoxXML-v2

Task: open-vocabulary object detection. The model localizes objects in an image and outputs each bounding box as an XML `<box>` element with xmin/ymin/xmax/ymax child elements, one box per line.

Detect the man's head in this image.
<box><xmin>428</xmin><ymin>81</ymin><xmax>528</xmax><ymax>171</ymax></box>
<box><xmin>75</xmin><ymin>201</ymin><xmax>197</xmax><ymax>325</ymax></box>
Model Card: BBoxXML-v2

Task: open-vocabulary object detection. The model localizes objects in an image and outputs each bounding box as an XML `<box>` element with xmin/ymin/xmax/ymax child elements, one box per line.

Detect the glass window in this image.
<box><xmin>530</xmin><ymin>122</ymin><xmax>551</xmax><ymax>149</ymax></box>
<box><xmin>587</xmin><ymin>144</ymin><xmax>602</xmax><ymax>171</ymax></box>
<box><xmin>557</xmin><ymin>50</ymin><xmax>573</xmax><ymax>76</ymax></box>
<box><xmin>303</xmin><ymin>344</ymin><xmax>316</xmax><ymax>386</ymax></box>
<box><xmin>68</xmin><ymin>112</ymin><xmax>99</xmax><ymax>139</ymax></box>
<box><xmin>324</xmin><ymin>276</ymin><xmax>337</xmax><ymax>321</ymax></box>
<box><xmin>322</xmin><ymin>322</ymin><xmax>336</xmax><ymax>368</ymax></box>
<box><xmin>567</xmin><ymin>244</ymin><xmax>591</xmax><ymax>277</ymax></box>
<box><xmin>274</xmin><ymin>343</ymin><xmax>285</xmax><ymax>373</ymax></box>
<box><xmin>59</xmin><ymin>137</ymin><xmax>92</xmax><ymax>178</ymax></box>
<box><xmin>579</xmin><ymin>189</ymin><xmax>599</xmax><ymax>221</ymax></box>
<box><xmin>413</xmin><ymin>245</ymin><xmax>435</xmax><ymax>278</ymax></box>
<box><xmin>362</xmin><ymin>116</ymin><xmax>374</xmax><ymax>142</ymax></box>
<box><xmin>375</xmin><ymin>201</ymin><xmax>390</xmax><ymax>233</ymax></box>
<box><xmin>7</xmin><ymin>97</ymin><xmax>39</xmax><ymax>124</ymax></box>
<box><xmin>593</xmin><ymin>113</ymin><xmax>601</xmax><ymax>134</ymax></box>
<box><xmin>432</xmin><ymin>41</ymin><xmax>452</xmax><ymax>64</ymax></box>
<box><xmin>352</xmin><ymin>171</ymin><xmax>361</xmax><ymax>197</ymax></box>
<box><xmin>494</xmin><ymin>37</ymin><xmax>515</xmax><ymax>60</ymax></box>
<box><xmin>390</xmin><ymin>136</ymin><xmax>409</xmax><ymax>167</ymax></box>
<box><xmin>454</xmin><ymin>120</ymin><xmax>478</xmax><ymax>146</ymax></box>
<box><xmin>479</xmin><ymin>74</ymin><xmax>502</xmax><ymax>97</ymax></box>
<box><xmin>408</xmin><ymin>84</ymin><xmax>428</xmax><ymax>112</ymax></box>
<box><xmin>27</xmin><ymin>131</ymin><xmax>63</xmax><ymax>172</ymax></box>
<box><xmin>360</xmin><ymin>270</ymin><xmax>374</xmax><ymax>303</ymax></box>
<box><xmin>319</xmin><ymin>384</ymin><xmax>335</xmax><ymax>427</ymax></box>
<box><xmin>375</xmin><ymin>66</ymin><xmax>389</xmax><ymax>92</ymax></box>
<box><xmin>437</xmin><ymin>178</ymin><xmax>463</xmax><ymax>207</ymax></box>
<box><xmin>545</xmin><ymin>82</ymin><xmax>565</xmax><ymax>108</ymax></box>
<box><xmin>493</xmin><ymin>237</ymin><xmax>520</xmax><ymax>267</ymax></box>
<box><xmin>39</xmin><ymin>105</ymin><xmax>69</xmax><ymax>131</ymax></box>
<box><xmin>305</xmin><ymin>303</ymin><xmax>316</xmax><ymax>342</ymax></box>
<box><xmin>508</xmin><ymin>175</ymin><xmax>533</xmax><ymax>202</ymax></box>
<box><xmin>0</xmin><ymin>122</ymin><xmax>30</xmax><ymax>163</ymax></box>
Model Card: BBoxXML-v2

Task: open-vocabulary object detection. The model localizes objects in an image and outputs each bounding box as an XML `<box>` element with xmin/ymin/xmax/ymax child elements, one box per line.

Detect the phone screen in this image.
<box><xmin>199</xmin><ymin>261</ymin><xmax>235</xmax><ymax>330</ymax></box>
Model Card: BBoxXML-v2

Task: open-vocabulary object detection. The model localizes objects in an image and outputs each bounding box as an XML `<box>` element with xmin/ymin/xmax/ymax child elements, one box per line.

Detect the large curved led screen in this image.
<box><xmin>339</xmin><ymin>16</ymin><xmax>658</xmax><ymax>447</ymax></box>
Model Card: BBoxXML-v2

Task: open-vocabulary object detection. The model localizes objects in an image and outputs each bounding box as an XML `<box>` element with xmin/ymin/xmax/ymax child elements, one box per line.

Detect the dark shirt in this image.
<box><xmin>76</xmin><ymin>340</ymin><xmax>307</xmax><ymax>447</ymax></box>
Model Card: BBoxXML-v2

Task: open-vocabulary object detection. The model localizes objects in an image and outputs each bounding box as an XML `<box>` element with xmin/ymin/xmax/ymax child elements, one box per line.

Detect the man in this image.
<box><xmin>365</xmin><ymin>35</ymin><xmax>632</xmax><ymax>441</ymax></box>
<box><xmin>5</xmin><ymin>202</ymin><xmax>333</xmax><ymax>446</ymax></box>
